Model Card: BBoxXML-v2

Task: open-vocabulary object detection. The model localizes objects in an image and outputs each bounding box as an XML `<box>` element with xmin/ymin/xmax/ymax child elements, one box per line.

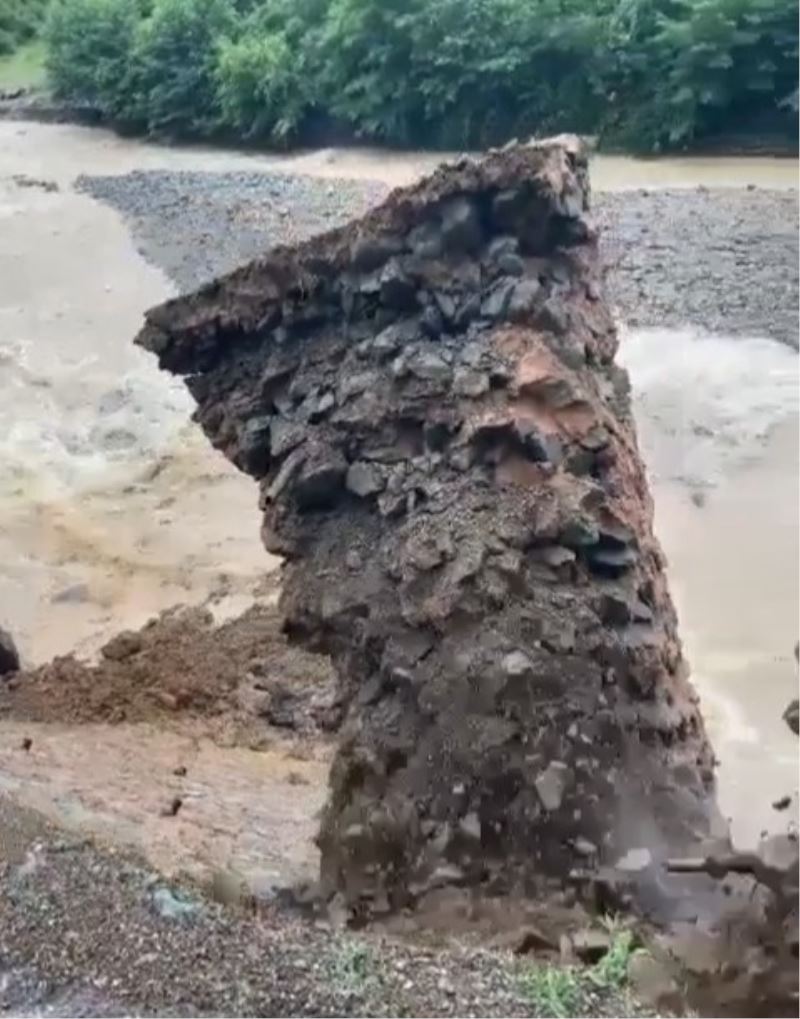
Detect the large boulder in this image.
<box><xmin>137</xmin><ymin>138</ymin><xmax>719</xmax><ymax>911</ymax></box>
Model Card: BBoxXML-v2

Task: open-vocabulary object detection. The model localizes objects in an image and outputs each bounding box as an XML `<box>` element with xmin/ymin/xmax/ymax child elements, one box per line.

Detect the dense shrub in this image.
<box><xmin>43</xmin><ymin>0</ymin><xmax>799</xmax><ymax>151</ymax></box>
<box><xmin>214</xmin><ymin>0</ymin><xmax>325</xmax><ymax>142</ymax></box>
<box><xmin>0</xmin><ymin>0</ymin><xmax>49</xmax><ymax>55</ymax></box>
<box><xmin>133</xmin><ymin>0</ymin><xmax>236</xmax><ymax>135</ymax></box>
<box><xmin>45</xmin><ymin>0</ymin><xmax>141</xmax><ymax>116</ymax></box>
<box><xmin>599</xmin><ymin>0</ymin><xmax>799</xmax><ymax>148</ymax></box>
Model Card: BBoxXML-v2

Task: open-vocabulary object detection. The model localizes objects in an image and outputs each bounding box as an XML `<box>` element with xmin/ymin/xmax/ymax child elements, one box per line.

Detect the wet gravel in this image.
<box><xmin>596</xmin><ymin>188</ymin><xmax>799</xmax><ymax>349</ymax></box>
<box><xmin>77</xmin><ymin>169</ymin><xmax>798</xmax><ymax>347</ymax></box>
<box><xmin>0</xmin><ymin>801</ymin><xmax>643</xmax><ymax>1018</ymax></box>
<box><xmin>76</xmin><ymin>170</ymin><xmax>388</xmax><ymax>294</ymax></box>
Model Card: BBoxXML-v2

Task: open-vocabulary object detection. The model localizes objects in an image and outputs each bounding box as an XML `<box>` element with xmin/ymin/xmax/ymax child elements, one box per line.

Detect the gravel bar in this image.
<box><xmin>77</xmin><ymin>170</ymin><xmax>798</xmax><ymax>348</ymax></box>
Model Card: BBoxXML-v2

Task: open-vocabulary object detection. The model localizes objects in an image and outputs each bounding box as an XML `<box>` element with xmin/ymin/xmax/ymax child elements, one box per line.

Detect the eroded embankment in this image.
<box><xmin>137</xmin><ymin>137</ymin><xmax>722</xmax><ymax>914</ymax></box>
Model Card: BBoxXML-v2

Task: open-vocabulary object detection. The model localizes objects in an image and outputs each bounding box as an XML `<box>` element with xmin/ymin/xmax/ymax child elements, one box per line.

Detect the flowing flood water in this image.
<box><xmin>0</xmin><ymin>122</ymin><xmax>797</xmax><ymax>860</ymax></box>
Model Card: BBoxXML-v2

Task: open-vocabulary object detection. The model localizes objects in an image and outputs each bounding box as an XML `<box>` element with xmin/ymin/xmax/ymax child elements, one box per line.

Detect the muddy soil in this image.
<box><xmin>0</xmin><ymin>596</ymin><xmax>335</xmax><ymax>736</ymax></box>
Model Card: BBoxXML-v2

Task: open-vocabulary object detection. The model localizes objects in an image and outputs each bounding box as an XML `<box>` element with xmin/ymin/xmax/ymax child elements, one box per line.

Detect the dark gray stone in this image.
<box><xmin>599</xmin><ymin>592</ymin><xmax>631</xmax><ymax>625</ymax></box>
<box><xmin>487</xmin><ymin>235</ymin><xmax>519</xmax><ymax>261</ymax></box>
<box><xmin>454</xmin><ymin>293</ymin><xmax>481</xmax><ymax>329</ymax></box>
<box><xmin>433</xmin><ymin>291</ymin><xmax>457</xmax><ymax>324</ymax></box>
<box><xmin>0</xmin><ymin>627</ymin><xmax>19</xmax><ymax>676</ymax></box>
<box><xmin>517</xmin><ymin>422</ymin><xmax>562</xmax><ymax>464</ymax></box>
<box><xmin>588</xmin><ymin>547</ymin><xmax>637</xmax><ymax>571</ymax></box>
<box><xmin>351</xmin><ymin>233</ymin><xmax>404</xmax><ymax>271</ymax></box>
<box><xmin>497</xmin><ymin>252</ymin><xmax>525</xmax><ymax>277</ymax></box>
<box><xmin>237</xmin><ymin>416</ymin><xmax>272</xmax><ymax>474</ymax></box>
<box><xmin>346</xmin><ymin>461</ymin><xmax>385</xmax><ymax>497</ymax></box>
<box><xmin>508</xmin><ymin>278</ymin><xmax>542</xmax><ymax>318</ymax></box>
<box><xmin>293</xmin><ymin>447</ymin><xmax>347</xmax><ymax>509</ymax></box>
<box><xmin>309</xmin><ymin>390</ymin><xmax>336</xmax><ymax>422</ymax></box>
<box><xmin>481</xmin><ymin>280</ymin><xmax>515</xmax><ymax>320</ymax></box>
<box><xmin>535</xmin><ymin>297</ymin><xmax>569</xmax><ymax>335</ymax></box>
<box><xmin>560</xmin><ymin>517</ymin><xmax>600</xmax><ymax>548</ymax></box>
<box><xmin>409</xmin><ymin>351</ymin><xmax>450</xmax><ymax>384</ymax></box>
<box><xmin>379</xmin><ymin>260</ymin><xmax>418</xmax><ymax>311</ymax></box>
<box><xmin>453</xmin><ymin>367</ymin><xmax>489</xmax><ymax>398</ymax></box>
<box><xmin>338</xmin><ymin>371</ymin><xmax>379</xmax><ymax>402</ymax></box>
<box><xmin>262</xmin><ymin>450</ymin><xmax>303</xmax><ymax>505</ymax></box>
<box><xmin>420</xmin><ymin>305</ymin><xmax>445</xmax><ymax>339</ymax></box>
<box><xmin>373</xmin><ymin>320</ymin><xmax>416</xmax><ymax>357</ymax></box>
<box><xmin>440</xmin><ymin>196</ymin><xmax>483</xmax><ymax>253</ymax></box>
<box><xmin>408</xmin><ymin>220</ymin><xmax>443</xmax><ymax>260</ymax></box>
<box><xmin>269</xmin><ymin>418</ymin><xmax>305</xmax><ymax>458</ymax></box>
<box><xmin>535</xmin><ymin>761</ymin><xmax>571</xmax><ymax>812</ymax></box>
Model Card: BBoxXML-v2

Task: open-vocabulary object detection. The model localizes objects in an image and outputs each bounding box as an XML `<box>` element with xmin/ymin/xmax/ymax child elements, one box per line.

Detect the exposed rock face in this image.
<box><xmin>137</xmin><ymin>138</ymin><xmax>718</xmax><ymax>911</ymax></box>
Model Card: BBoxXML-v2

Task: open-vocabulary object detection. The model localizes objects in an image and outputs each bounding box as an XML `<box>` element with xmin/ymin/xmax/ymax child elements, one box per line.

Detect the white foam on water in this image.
<box><xmin>619</xmin><ymin>326</ymin><xmax>799</xmax><ymax>489</ymax></box>
<box><xmin>0</xmin><ymin>332</ymin><xmax>194</xmax><ymax>503</ymax></box>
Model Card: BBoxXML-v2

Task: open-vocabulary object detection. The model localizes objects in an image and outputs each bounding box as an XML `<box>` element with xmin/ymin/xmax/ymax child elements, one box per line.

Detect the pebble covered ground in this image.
<box><xmin>0</xmin><ymin>801</ymin><xmax>647</xmax><ymax>1018</ymax></box>
<box><xmin>77</xmin><ymin>169</ymin><xmax>799</xmax><ymax>347</ymax></box>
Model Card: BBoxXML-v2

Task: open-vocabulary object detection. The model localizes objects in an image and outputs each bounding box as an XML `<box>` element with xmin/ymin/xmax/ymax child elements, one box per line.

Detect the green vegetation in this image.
<box><xmin>519</xmin><ymin>964</ymin><xmax>584</xmax><ymax>1019</ymax></box>
<box><xmin>589</xmin><ymin>925</ymin><xmax>639</xmax><ymax>989</ymax></box>
<box><xmin>327</xmin><ymin>937</ymin><xmax>381</xmax><ymax>995</ymax></box>
<box><xmin>0</xmin><ymin>0</ymin><xmax>49</xmax><ymax>55</ymax></box>
<box><xmin>518</xmin><ymin>927</ymin><xmax>642</xmax><ymax>1018</ymax></box>
<box><xmin>0</xmin><ymin>39</ymin><xmax>47</xmax><ymax>89</ymax></box>
<box><xmin>33</xmin><ymin>0</ymin><xmax>800</xmax><ymax>151</ymax></box>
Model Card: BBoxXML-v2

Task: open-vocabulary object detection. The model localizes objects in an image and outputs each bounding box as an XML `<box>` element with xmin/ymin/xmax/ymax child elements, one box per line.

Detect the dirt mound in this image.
<box><xmin>0</xmin><ymin>601</ymin><xmax>337</xmax><ymax>737</ymax></box>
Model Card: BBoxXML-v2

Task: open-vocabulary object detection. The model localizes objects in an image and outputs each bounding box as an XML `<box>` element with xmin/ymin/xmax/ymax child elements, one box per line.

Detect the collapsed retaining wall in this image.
<box><xmin>137</xmin><ymin>137</ymin><xmax>719</xmax><ymax>911</ymax></box>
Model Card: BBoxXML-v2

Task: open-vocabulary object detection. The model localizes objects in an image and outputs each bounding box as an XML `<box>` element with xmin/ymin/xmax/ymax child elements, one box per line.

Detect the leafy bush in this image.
<box><xmin>0</xmin><ymin>0</ymin><xmax>49</xmax><ymax>55</ymax></box>
<box><xmin>132</xmin><ymin>0</ymin><xmax>237</xmax><ymax>136</ymax></box>
<box><xmin>43</xmin><ymin>0</ymin><xmax>799</xmax><ymax>151</ymax></box>
<box><xmin>600</xmin><ymin>0</ymin><xmax>799</xmax><ymax>149</ymax></box>
<box><xmin>45</xmin><ymin>0</ymin><xmax>141</xmax><ymax>115</ymax></box>
<box><xmin>215</xmin><ymin>31</ymin><xmax>304</xmax><ymax>141</ymax></box>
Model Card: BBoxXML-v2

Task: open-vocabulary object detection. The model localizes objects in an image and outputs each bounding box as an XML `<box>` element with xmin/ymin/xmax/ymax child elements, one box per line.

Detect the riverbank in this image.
<box><xmin>0</xmin><ymin>121</ymin><xmax>797</xmax><ymax>1015</ymax></box>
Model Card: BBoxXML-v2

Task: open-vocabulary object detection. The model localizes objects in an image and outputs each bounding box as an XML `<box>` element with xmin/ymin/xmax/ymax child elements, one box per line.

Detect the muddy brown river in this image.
<box><xmin>0</xmin><ymin>122</ymin><xmax>797</xmax><ymax>880</ymax></box>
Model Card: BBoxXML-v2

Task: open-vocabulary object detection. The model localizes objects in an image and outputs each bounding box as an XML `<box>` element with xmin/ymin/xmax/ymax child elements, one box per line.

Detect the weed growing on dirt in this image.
<box><xmin>519</xmin><ymin>965</ymin><xmax>583</xmax><ymax>1018</ymax></box>
<box><xmin>589</xmin><ymin>924</ymin><xmax>640</xmax><ymax>990</ymax></box>
<box><xmin>328</xmin><ymin>937</ymin><xmax>380</xmax><ymax>996</ymax></box>
<box><xmin>518</xmin><ymin>920</ymin><xmax>643</xmax><ymax>1017</ymax></box>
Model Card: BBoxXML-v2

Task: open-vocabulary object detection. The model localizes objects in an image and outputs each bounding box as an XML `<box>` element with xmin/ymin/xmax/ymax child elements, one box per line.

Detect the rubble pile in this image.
<box><xmin>138</xmin><ymin>137</ymin><xmax>720</xmax><ymax>911</ymax></box>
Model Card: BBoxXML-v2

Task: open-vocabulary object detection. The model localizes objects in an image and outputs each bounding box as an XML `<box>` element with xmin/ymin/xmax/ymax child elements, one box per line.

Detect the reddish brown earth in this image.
<box><xmin>137</xmin><ymin>137</ymin><xmax>723</xmax><ymax>915</ymax></box>
<box><xmin>0</xmin><ymin>599</ymin><xmax>337</xmax><ymax>739</ymax></box>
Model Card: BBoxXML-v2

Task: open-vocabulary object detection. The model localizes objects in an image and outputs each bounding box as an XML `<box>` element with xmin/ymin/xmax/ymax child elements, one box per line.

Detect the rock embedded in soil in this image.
<box><xmin>0</xmin><ymin>625</ymin><xmax>20</xmax><ymax>676</ymax></box>
<box><xmin>138</xmin><ymin>137</ymin><xmax>720</xmax><ymax>912</ymax></box>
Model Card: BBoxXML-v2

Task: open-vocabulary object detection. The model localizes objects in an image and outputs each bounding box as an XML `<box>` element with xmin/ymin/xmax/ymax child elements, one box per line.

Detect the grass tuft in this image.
<box><xmin>519</xmin><ymin>964</ymin><xmax>583</xmax><ymax>1018</ymax></box>
<box><xmin>518</xmin><ymin>921</ymin><xmax>644</xmax><ymax>1016</ymax></box>
<box><xmin>328</xmin><ymin>937</ymin><xmax>379</xmax><ymax>996</ymax></box>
